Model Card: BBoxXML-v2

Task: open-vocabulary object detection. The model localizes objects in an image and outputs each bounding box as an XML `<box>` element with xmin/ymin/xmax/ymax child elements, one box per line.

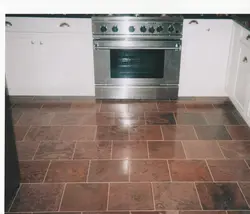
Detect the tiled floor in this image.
<box><xmin>7</xmin><ymin>99</ymin><xmax>250</xmax><ymax>214</ymax></box>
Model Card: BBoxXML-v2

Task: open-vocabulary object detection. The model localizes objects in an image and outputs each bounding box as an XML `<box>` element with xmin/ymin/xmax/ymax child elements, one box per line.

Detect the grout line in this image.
<box><xmin>14</xmin><ymin>111</ymin><xmax>23</xmax><ymax>126</ymax></box>
<box><xmin>205</xmin><ymin>159</ymin><xmax>215</xmax><ymax>182</ymax></box>
<box><xmin>150</xmin><ymin>182</ymin><xmax>156</xmax><ymax>210</ymax></box>
<box><xmin>22</xmin><ymin>125</ymin><xmax>32</xmax><ymax>141</ymax></box>
<box><xmin>58</xmin><ymin>183</ymin><xmax>66</xmax><ymax>211</ymax></box>
<box><xmin>166</xmin><ymin>160</ymin><xmax>172</xmax><ymax>182</ymax></box>
<box><xmin>225</xmin><ymin>125</ymin><xmax>234</xmax><ymax>140</ymax></box>
<box><xmin>194</xmin><ymin>182</ymin><xmax>203</xmax><ymax>210</ymax></box>
<box><xmin>128</xmin><ymin>159</ymin><xmax>131</xmax><ymax>182</ymax></box>
<box><xmin>71</xmin><ymin>141</ymin><xmax>78</xmax><ymax>160</ymax></box>
<box><xmin>216</xmin><ymin>140</ymin><xmax>227</xmax><ymax>159</ymax></box>
<box><xmin>155</xmin><ymin>102</ymin><xmax>159</xmax><ymax>112</ymax></box>
<box><xmin>8</xmin><ymin>184</ymin><xmax>21</xmax><ymax>212</ymax></box>
<box><xmin>107</xmin><ymin>183</ymin><xmax>110</xmax><ymax>211</ymax></box>
<box><xmin>146</xmin><ymin>141</ymin><xmax>150</xmax><ymax>159</ymax></box>
<box><xmin>110</xmin><ymin>140</ymin><xmax>113</xmax><ymax>159</ymax></box>
<box><xmin>202</xmin><ymin>112</ymin><xmax>210</xmax><ymax>125</ymax></box>
<box><xmin>42</xmin><ymin>160</ymin><xmax>51</xmax><ymax>183</ymax></box>
<box><xmin>192</xmin><ymin>125</ymin><xmax>199</xmax><ymax>140</ymax></box>
<box><xmin>159</xmin><ymin>125</ymin><xmax>164</xmax><ymax>140</ymax></box>
<box><xmin>237</xmin><ymin>181</ymin><xmax>250</xmax><ymax>208</ymax></box>
<box><xmin>181</xmin><ymin>140</ymin><xmax>188</xmax><ymax>159</ymax></box>
<box><xmin>86</xmin><ymin>160</ymin><xmax>91</xmax><ymax>182</ymax></box>
<box><xmin>94</xmin><ymin>125</ymin><xmax>97</xmax><ymax>141</ymax></box>
<box><xmin>48</xmin><ymin>112</ymin><xmax>55</xmax><ymax>126</ymax></box>
<box><xmin>244</xmin><ymin>159</ymin><xmax>250</xmax><ymax>170</ymax></box>
<box><xmin>32</xmin><ymin>141</ymin><xmax>42</xmax><ymax>160</ymax></box>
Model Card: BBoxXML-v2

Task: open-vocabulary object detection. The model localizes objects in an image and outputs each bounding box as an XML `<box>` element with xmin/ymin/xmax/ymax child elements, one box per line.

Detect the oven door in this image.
<box><xmin>93</xmin><ymin>39</ymin><xmax>181</xmax><ymax>86</ymax></box>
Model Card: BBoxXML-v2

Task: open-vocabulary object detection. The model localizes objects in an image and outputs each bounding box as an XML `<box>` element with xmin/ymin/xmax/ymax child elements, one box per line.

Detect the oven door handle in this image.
<box><xmin>94</xmin><ymin>46</ymin><xmax>180</xmax><ymax>50</ymax></box>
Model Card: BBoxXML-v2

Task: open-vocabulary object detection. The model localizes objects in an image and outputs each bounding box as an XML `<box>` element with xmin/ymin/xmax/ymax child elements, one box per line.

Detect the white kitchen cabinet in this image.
<box><xmin>179</xmin><ymin>19</ymin><xmax>233</xmax><ymax>97</ymax></box>
<box><xmin>5</xmin><ymin>18</ymin><xmax>95</xmax><ymax>96</ymax></box>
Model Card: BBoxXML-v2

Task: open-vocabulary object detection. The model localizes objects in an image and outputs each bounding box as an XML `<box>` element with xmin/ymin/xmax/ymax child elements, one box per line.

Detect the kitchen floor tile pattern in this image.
<box><xmin>9</xmin><ymin>99</ymin><xmax>250</xmax><ymax>213</ymax></box>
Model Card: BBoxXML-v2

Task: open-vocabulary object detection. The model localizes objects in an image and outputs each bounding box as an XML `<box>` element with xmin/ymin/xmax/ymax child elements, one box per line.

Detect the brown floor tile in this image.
<box><xmin>112</xmin><ymin>140</ymin><xmax>148</xmax><ymax>159</ymax></box>
<box><xmin>10</xmin><ymin>183</ymin><xmax>64</xmax><ymax>212</ymax></box>
<box><xmin>19</xmin><ymin>161</ymin><xmax>50</xmax><ymax>183</ymax></box>
<box><xmin>24</xmin><ymin>126</ymin><xmax>63</xmax><ymax>141</ymax></box>
<box><xmin>233</xmin><ymin>111</ymin><xmax>248</xmax><ymax>125</ymax></box>
<box><xmin>153</xmin><ymin>183</ymin><xmax>201</xmax><ymax>210</ymax></box>
<box><xmin>128</xmin><ymin>102</ymin><xmax>158</xmax><ymax>113</ymax></box>
<box><xmin>32</xmin><ymin>212</ymin><xmax>81</xmax><ymax>214</ymax></box>
<box><xmin>227</xmin><ymin>212</ymin><xmax>250</xmax><ymax>214</ymax></box>
<box><xmin>11</xmin><ymin>109</ymin><xmax>23</xmax><ymax>125</ymax></box>
<box><xmin>161</xmin><ymin>125</ymin><xmax>197</xmax><ymax>140</ymax></box>
<box><xmin>73</xmin><ymin>141</ymin><xmax>112</xmax><ymax>159</ymax></box>
<box><xmin>182</xmin><ymin>140</ymin><xmax>224</xmax><ymax>159</ymax></box>
<box><xmin>148</xmin><ymin>141</ymin><xmax>186</xmax><ymax>159</ymax></box>
<box><xmin>70</xmin><ymin>102</ymin><xmax>101</xmax><ymax>112</ymax></box>
<box><xmin>157</xmin><ymin>102</ymin><xmax>186</xmax><ymax>112</ymax></box>
<box><xmin>96</xmin><ymin>126</ymin><xmax>129</xmax><ymax>140</ymax></box>
<box><xmin>109</xmin><ymin>183</ymin><xmax>153</xmax><ymax>210</ymax></box>
<box><xmin>34</xmin><ymin>141</ymin><xmax>75</xmax><ymax>160</ymax></box>
<box><xmin>239</xmin><ymin>183</ymin><xmax>250</xmax><ymax>205</ymax></box>
<box><xmin>100</xmin><ymin>103</ymin><xmax>129</xmax><ymax>113</ymax></box>
<box><xmin>41</xmin><ymin>103</ymin><xmax>71</xmax><ymax>112</ymax></box>
<box><xmin>14</xmin><ymin>126</ymin><xmax>30</xmax><ymax>141</ymax></box>
<box><xmin>60</xmin><ymin>126</ymin><xmax>96</xmax><ymax>141</ymax></box>
<box><xmin>130</xmin><ymin>160</ymin><xmax>170</xmax><ymax>181</ymax></box>
<box><xmin>184</xmin><ymin>103</ymin><xmax>216</xmax><ymax>112</ymax></box>
<box><xmin>50</xmin><ymin>112</ymin><xmax>85</xmax><ymax>125</ymax></box>
<box><xmin>169</xmin><ymin>160</ymin><xmax>212</xmax><ymax>181</ymax></box>
<box><xmin>194</xmin><ymin>125</ymin><xmax>232</xmax><ymax>140</ymax></box>
<box><xmin>204</xmin><ymin>112</ymin><xmax>240</xmax><ymax>125</ymax></box>
<box><xmin>45</xmin><ymin>160</ymin><xmax>89</xmax><ymax>182</ymax></box>
<box><xmin>130</xmin><ymin>125</ymin><xmax>163</xmax><ymax>140</ymax></box>
<box><xmin>16</xmin><ymin>112</ymin><xmax>54</xmax><ymax>126</ymax></box>
<box><xmin>213</xmin><ymin>102</ymin><xmax>236</xmax><ymax>111</ymax></box>
<box><xmin>175</xmin><ymin>112</ymin><xmax>207</xmax><ymax>125</ymax></box>
<box><xmin>196</xmin><ymin>183</ymin><xmax>249</xmax><ymax>210</ymax></box>
<box><xmin>115</xmin><ymin>116</ymin><xmax>145</xmax><ymax>126</ymax></box>
<box><xmin>208</xmin><ymin>160</ymin><xmax>250</xmax><ymax>181</ymax></box>
<box><xmin>144</xmin><ymin>112</ymin><xmax>176</xmax><ymax>125</ymax></box>
<box><xmin>226</xmin><ymin>126</ymin><xmax>250</xmax><ymax>140</ymax></box>
<box><xmin>16</xmin><ymin>141</ymin><xmax>40</xmax><ymax>160</ymax></box>
<box><xmin>88</xmin><ymin>160</ymin><xmax>129</xmax><ymax>182</ymax></box>
<box><xmin>180</xmin><ymin>212</ymin><xmax>226</xmax><ymax>214</ymax></box>
<box><xmin>218</xmin><ymin>141</ymin><xmax>250</xmax><ymax>159</ymax></box>
<box><xmin>13</xmin><ymin>103</ymin><xmax>42</xmax><ymax>112</ymax></box>
<box><xmin>82</xmin><ymin>212</ymin><xmax>129</xmax><ymax>214</ymax></box>
<box><xmin>81</xmin><ymin>113</ymin><xmax>115</xmax><ymax>125</ymax></box>
<box><xmin>131</xmin><ymin>212</ymin><xmax>179</xmax><ymax>214</ymax></box>
<box><xmin>60</xmin><ymin>183</ymin><xmax>108</xmax><ymax>211</ymax></box>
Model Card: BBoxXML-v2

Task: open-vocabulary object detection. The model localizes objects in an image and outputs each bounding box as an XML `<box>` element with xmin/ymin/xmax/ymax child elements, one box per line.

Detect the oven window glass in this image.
<box><xmin>110</xmin><ymin>49</ymin><xmax>164</xmax><ymax>78</ymax></box>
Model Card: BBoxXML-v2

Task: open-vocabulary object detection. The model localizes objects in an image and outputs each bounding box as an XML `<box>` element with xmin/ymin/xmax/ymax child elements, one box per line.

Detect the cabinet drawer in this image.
<box><xmin>240</xmin><ymin>28</ymin><xmax>250</xmax><ymax>48</ymax></box>
<box><xmin>5</xmin><ymin>17</ymin><xmax>91</xmax><ymax>33</ymax></box>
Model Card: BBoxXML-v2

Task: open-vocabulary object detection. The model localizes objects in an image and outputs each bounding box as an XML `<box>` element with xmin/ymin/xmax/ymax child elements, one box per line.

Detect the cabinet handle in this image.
<box><xmin>5</xmin><ymin>21</ymin><xmax>12</xmax><ymax>27</ymax></box>
<box><xmin>31</xmin><ymin>41</ymin><xmax>35</xmax><ymax>44</ymax></box>
<box><xmin>40</xmin><ymin>41</ymin><xmax>43</xmax><ymax>45</ymax></box>
<box><xmin>243</xmin><ymin>57</ymin><xmax>248</xmax><ymax>63</ymax></box>
<box><xmin>59</xmin><ymin>22</ymin><xmax>70</xmax><ymax>27</ymax></box>
<box><xmin>189</xmin><ymin>20</ymin><xmax>198</xmax><ymax>25</ymax></box>
<box><xmin>246</xmin><ymin>35</ymin><xmax>250</xmax><ymax>40</ymax></box>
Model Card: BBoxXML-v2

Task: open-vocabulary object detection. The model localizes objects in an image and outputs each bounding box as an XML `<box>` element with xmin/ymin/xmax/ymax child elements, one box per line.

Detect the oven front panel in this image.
<box><xmin>94</xmin><ymin>48</ymin><xmax>181</xmax><ymax>86</ymax></box>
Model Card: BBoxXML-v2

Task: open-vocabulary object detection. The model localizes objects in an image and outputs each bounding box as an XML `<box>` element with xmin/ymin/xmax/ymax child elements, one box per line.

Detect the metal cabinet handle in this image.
<box><xmin>31</xmin><ymin>41</ymin><xmax>35</xmax><ymax>44</ymax></box>
<box><xmin>243</xmin><ymin>57</ymin><xmax>248</xmax><ymax>63</ymax></box>
<box><xmin>59</xmin><ymin>22</ymin><xmax>70</xmax><ymax>27</ymax></box>
<box><xmin>5</xmin><ymin>21</ymin><xmax>12</xmax><ymax>27</ymax></box>
<box><xmin>189</xmin><ymin>20</ymin><xmax>198</xmax><ymax>24</ymax></box>
<box><xmin>246</xmin><ymin>35</ymin><xmax>250</xmax><ymax>40</ymax></box>
<box><xmin>40</xmin><ymin>41</ymin><xmax>43</xmax><ymax>45</ymax></box>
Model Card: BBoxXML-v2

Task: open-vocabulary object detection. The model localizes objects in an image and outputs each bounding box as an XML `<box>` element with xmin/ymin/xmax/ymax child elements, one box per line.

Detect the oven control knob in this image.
<box><xmin>100</xmin><ymin>25</ymin><xmax>107</xmax><ymax>32</ymax></box>
<box><xmin>148</xmin><ymin>26</ymin><xmax>155</xmax><ymax>33</ymax></box>
<box><xmin>156</xmin><ymin>26</ymin><xmax>164</xmax><ymax>32</ymax></box>
<box><xmin>112</xmin><ymin>25</ymin><xmax>118</xmax><ymax>32</ymax></box>
<box><xmin>128</xmin><ymin>26</ymin><xmax>135</xmax><ymax>32</ymax></box>
<box><xmin>168</xmin><ymin>25</ymin><xmax>175</xmax><ymax>33</ymax></box>
<box><xmin>140</xmin><ymin>26</ymin><xmax>147</xmax><ymax>33</ymax></box>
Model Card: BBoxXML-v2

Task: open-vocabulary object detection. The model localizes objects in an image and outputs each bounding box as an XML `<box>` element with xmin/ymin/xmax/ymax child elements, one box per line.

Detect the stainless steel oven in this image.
<box><xmin>92</xmin><ymin>15</ymin><xmax>183</xmax><ymax>99</ymax></box>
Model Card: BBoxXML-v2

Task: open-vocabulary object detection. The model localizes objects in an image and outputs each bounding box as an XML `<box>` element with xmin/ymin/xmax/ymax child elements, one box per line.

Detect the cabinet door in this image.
<box><xmin>36</xmin><ymin>32</ymin><xmax>95</xmax><ymax>96</ymax></box>
<box><xmin>5</xmin><ymin>32</ymin><xmax>39</xmax><ymax>95</ymax></box>
<box><xmin>179</xmin><ymin>19</ymin><xmax>233</xmax><ymax>96</ymax></box>
<box><xmin>234</xmin><ymin>44</ymin><xmax>250</xmax><ymax>113</ymax></box>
